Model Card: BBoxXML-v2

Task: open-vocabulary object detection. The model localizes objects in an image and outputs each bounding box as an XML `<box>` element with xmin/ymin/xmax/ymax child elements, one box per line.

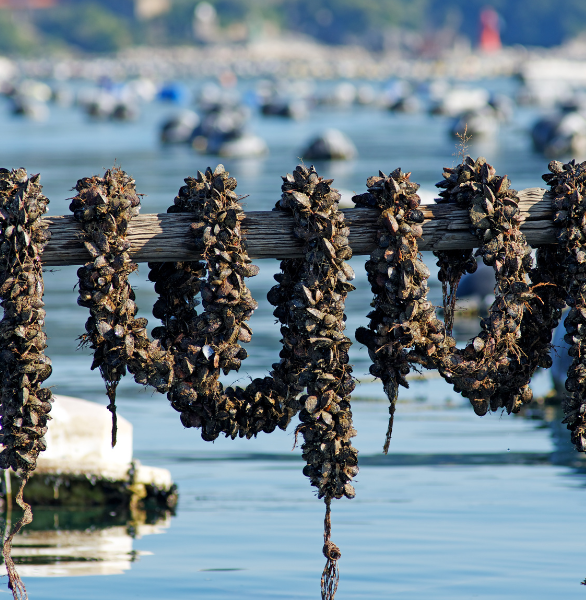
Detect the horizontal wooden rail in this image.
<box><xmin>41</xmin><ymin>187</ymin><xmax>553</xmax><ymax>267</ymax></box>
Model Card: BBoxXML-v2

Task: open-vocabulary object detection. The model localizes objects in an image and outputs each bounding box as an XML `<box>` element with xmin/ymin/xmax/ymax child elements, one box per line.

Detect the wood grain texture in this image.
<box><xmin>40</xmin><ymin>187</ymin><xmax>553</xmax><ymax>266</ymax></box>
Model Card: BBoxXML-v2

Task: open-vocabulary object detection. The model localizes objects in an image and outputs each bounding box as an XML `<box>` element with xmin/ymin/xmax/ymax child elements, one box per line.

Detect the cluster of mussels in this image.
<box><xmin>355</xmin><ymin>157</ymin><xmax>563</xmax><ymax>442</ymax></box>
<box><xmin>0</xmin><ymin>167</ymin><xmax>53</xmax><ymax>598</ymax></box>
<box><xmin>269</xmin><ymin>165</ymin><xmax>357</xmax><ymax>600</ymax></box>
<box><xmin>73</xmin><ymin>165</ymin><xmax>297</xmax><ymax>444</ymax></box>
<box><xmin>272</xmin><ymin>166</ymin><xmax>358</xmax><ymax>502</ymax></box>
<box><xmin>72</xmin><ymin>167</ymin><xmax>173</xmax><ymax>446</ymax></box>
<box><xmin>150</xmin><ymin>165</ymin><xmax>295</xmax><ymax>441</ymax></box>
<box><xmin>543</xmin><ymin>159</ymin><xmax>586</xmax><ymax>451</ymax></box>
<box><xmin>353</xmin><ymin>168</ymin><xmax>442</xmax><ymax>451</ymax></box>
<box><xmin>71</xmin><ymin>164</ymin><xmax>356</xmax><ymax>599</ymax></box>
<box><xmin>434</xmin><ymin>157</ymin><xmax>565</xmax><ymax>415</ymax></box>
<box><xmin>431</xmin><ymin>157</ymin><xmax>535</xmax><ymax>414</ymax></box>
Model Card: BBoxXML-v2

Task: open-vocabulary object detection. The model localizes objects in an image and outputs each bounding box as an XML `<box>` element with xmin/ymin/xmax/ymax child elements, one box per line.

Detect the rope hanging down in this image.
<box><xmin>0</xmin><ymin>168</ymin><xmax>53</xmax><ymax>600</ymax></box>
<box><xmin>71</xmin><ymin>168</ymin><xmax>150</xmax><ymax>446</ymax></box>
<box><xmin>274</xmin><ymin>166</ymin><xmax>358</xmax><ymax>600</ymax></box>
<box><xmin>321</xmin><ymin>499</ymin><xmax>341</xmax><ymax>600</ymax></box>
<box><xmin>149</xmin><ymin>165</ymin><xmax>299</xmax><ymax>439</ymax></box>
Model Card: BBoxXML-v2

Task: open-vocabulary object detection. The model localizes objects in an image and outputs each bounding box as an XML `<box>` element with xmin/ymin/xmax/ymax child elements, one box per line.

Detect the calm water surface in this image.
<box><xmin>1</xmin><ymin>77</ymin><xmax>585</xmax><ymax>599</ymax></box>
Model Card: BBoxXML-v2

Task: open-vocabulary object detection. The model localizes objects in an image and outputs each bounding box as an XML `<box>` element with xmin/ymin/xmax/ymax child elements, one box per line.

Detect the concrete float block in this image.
<box><xmin>1</xmin><ymin>395</ymin><xmax>176</xmax><ymax>509</ymax></box>
<box><xmin>0</xmin><ymin>396</ymin><xmax>176</xmax><ymax>577</ymax></box>
<box><xmin>38</xmin><ymin>394</ymin><xmax>133</xmax><ymax>481</ymax></box>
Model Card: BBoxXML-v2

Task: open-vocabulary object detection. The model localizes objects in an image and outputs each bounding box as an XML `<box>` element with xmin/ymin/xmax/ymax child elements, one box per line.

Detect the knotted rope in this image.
<box><xmin>3</xmin><ymin>476</ymin><xmax>32</xmax><ymax>600</ymax></box>
<box><xmin>321</xmin><ymin>499</ymin><xmax>341</xmax><ymax>600</ymax></box>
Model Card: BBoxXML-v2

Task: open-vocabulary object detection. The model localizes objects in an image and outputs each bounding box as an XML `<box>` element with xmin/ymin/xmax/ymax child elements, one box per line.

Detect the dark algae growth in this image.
<box><xmin>5</xmin><ymin>157</ymin><xmax>586</xmax><ymax>597</ymax></box>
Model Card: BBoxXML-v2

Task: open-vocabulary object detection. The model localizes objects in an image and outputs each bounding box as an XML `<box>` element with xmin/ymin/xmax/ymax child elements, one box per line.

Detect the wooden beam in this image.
<box><xmin>40</xmin><ymin>187</ymin><xmax>553</xmax><ymax>267</ymax></box>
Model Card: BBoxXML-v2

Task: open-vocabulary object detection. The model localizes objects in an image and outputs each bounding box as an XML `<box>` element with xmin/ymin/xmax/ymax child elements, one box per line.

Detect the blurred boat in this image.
<box><xmin>450</xmin><ymin>106</ymin><xmax>500</xmax><ymax>139</ymax></box>
<box><xmin>191</xmin><ymin>99</ymin><xmax>267</xmax><ymax>157</ymax></box>
<box><xmin>430</xmin><ymin>86</ymin><xmax>490</xmax><ymax>117</ymax></box>
<box><xmin>355</xmin><ymin>83</ymin><xmax>377</xmax><ymax>106</ymax></box>
<box><xmin>111</xmin><ymin>101</ymin><xmax>139</xmax><ymax>121</ymax></box>
<box><xmin>457</xmin><ymin>261</ymin><xmax>495</xmax><ymax>304</ymax></box>
<box><xmin>260</xmin><ymin>97</ymin><xmax>309</xmax><ymax>120</ymax></box>
<box><xmin>160</xmin><ymin>109</ymin><xmax>200</xmax><ymax>144</ymax></box>
<box><xmin>388</xmin><ymin>94</ymin><xmax>422</xmax><ymax>113</ymax></box>
<box><xmin>81</xmin><ymin>90</ymin><xmax>140</xmax><ymax>122</ymax></box>
<box><xmin>157</xmin><ymin>82</ymin><xmax>190</xmax><ymax>104</ymax></box>
<box><xmin>9</xmin><ymin>96</ymin><xmax>49</xmax><ymax>121</ymax></box>
<box><xmin>551</xmin><ymin>315</ymin><xmax>572</xmax><ymax>397</ymax></box>
<box><xmin>531</xmin><ymin>107</ymin><xmax>586</xmax><ymax>157</ymax></box>
<box><xmin>300</xmin><ymin>129</ymin><xmax>357</xmax><ymax>161</ymax></box>
<box><xmin>84</xmin><ymin>91</ymin><xmax>117</xmax><ymax>119</ymax></box>
<box><xmin>204</xmin><ymin>131</ymin><xmax>268</xmax><ymax>158</ymax></box>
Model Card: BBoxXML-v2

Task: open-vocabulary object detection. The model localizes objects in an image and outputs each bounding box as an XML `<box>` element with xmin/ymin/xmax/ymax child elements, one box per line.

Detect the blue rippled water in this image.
<box><xmin>2</xmin><ymin>76</ymin><xmax>586</xmax><ymax>599</ymax></box>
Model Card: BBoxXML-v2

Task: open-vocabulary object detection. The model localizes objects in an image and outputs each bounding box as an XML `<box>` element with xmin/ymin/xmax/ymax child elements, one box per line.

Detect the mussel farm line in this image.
<box><xmin>0</xmin><ymin>158</ymin><xmax>584</xmax><ymax>600</ymax></box>
<box><xmin>41</xmin><ymin>186</ymin><xmax>552</xmax><ymax>265</ymax></box>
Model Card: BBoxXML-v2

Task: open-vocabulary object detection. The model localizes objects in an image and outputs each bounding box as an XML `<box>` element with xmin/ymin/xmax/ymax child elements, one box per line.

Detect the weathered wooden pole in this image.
<box><xmin>41</xmin><ymin>188</ymin><xmax>552</xmax><ymax>266</ymax></box>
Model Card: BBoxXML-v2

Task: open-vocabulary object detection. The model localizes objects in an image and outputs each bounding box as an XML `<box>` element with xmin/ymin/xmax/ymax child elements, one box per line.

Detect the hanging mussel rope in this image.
<box><xmin>150</xmin><ymin>165</ymin><xmax>297</xmax><ymax>440</ymax></box>
<box><xmin>272</xmin><ymin>165</ymin><xmax>358</xmax><ymax>599</ymax></box>
<box><xmin>542</xmin><ymin>159</ymin><xmax>586</xmax><ymax>452</ymax></box>
<box><xmin>0</xmin><ymin>168</ymin><xmax>52</xmax><ymax>600</ymax></box>
<box><xmin>70</xmin><ymin>167</ymin><xmax>172</xmax><ymax>446</ymax></box>
<box><xmin>5</xmin><ymin>156</ymin><xmax>586</xmax><ymax>599</ymax></box>
<box><xmin>71</xmin><ymin>164</ymin><xmax>356</xmax><ymax>599</ymax></box>
<box><xmin>354</xmin><ymin>157</ymin><xmax>566</xmax><ymax>451</ymax></box>
<box><xmin>353</xmin><ymin>167</ymin><xmax>434</xmax><ymax>452</ymax></box>
<box><xmin>72</xmin><ymin>165</ymin><xmax>295</xmax><ymax>442</ymax></box>
<box><xmin>431</xmin><ymin>157</ymin><xmax>565</xmax><ymax>414</ymax></box>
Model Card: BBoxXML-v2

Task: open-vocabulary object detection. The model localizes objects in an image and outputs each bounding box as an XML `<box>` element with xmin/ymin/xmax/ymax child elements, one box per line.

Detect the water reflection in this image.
<box><xmin>530</xmin><ymin>404</ymin><xmax>586</xmax><ymax>471</ymax></box>
<box><xmin>1</xmin><ymin>506</ymin><xmax>171</xmax><ymax>577</ymax></box>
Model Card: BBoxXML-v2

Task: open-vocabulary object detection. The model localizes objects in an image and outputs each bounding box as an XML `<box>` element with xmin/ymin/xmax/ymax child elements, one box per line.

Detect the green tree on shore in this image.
<box><xmin>1</xmin><ymin>0</ymin><xmax>586</xmax><ymax>56</ymax></box>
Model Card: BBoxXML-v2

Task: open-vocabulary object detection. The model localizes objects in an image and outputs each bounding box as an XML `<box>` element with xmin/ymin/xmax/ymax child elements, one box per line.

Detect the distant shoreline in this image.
<box><xmin>4</xmin><ymin>36</ymin><xmax>586</xmax><ymax>83</ymax></box>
